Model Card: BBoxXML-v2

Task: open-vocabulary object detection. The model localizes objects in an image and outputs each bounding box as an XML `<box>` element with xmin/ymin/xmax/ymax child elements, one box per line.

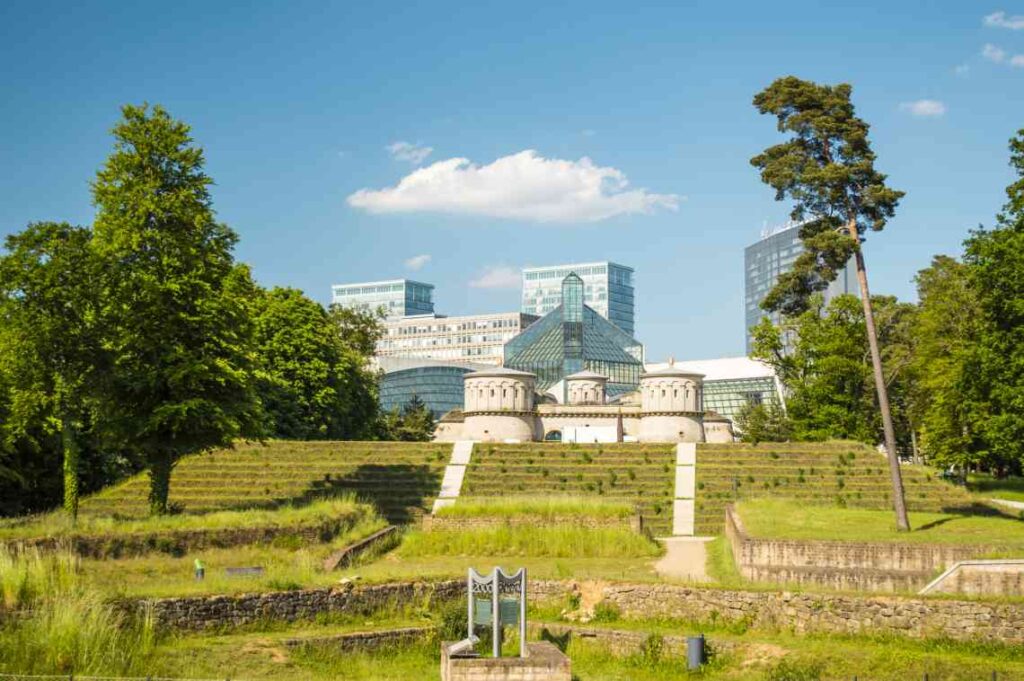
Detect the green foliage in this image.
<box><xmin>910</xmin><ymin>255</ymin><xmax>985</xmax><ymax>468</ymax></box>
<box><xmin>379</xmin><ymin>395</ymin><xmax>435</xmax><ymax>442</ymax></box>
<box><xmin>751</xmin><ymin>295</ymin><xmax>916</xmax><ymax>447</ymax></box>
<box><xmin>765</xmin><ymin>659</ymin><xmax>824</xmax><ymax>681</ymax></box>
<box><xmin>435</xmin><ymin>496</ymin><xmax>633</xmax><ymax>520</ymax></box>
<box><xmin>91</xmin><ymin>104</ymin><xmax>262</xmax><ymax>514</ymax></box>
<box><xmin>400</xmin><ymin>526</ymin><xmax>660</xmax><ymax>559</ymax></box>
<box><xmin>750</xmin><ymin>76</ymin><xmax>903</xmax><ymax>317</ymax></box>
<box><xmin>253</xmin><ymin>287</ymin><xmax>380</xmax><ymax>440</ymax></box>
<box><xmin>736</xmin><ymin>401</ymin><xmax>793</xmax><ymax>443</ymax></box>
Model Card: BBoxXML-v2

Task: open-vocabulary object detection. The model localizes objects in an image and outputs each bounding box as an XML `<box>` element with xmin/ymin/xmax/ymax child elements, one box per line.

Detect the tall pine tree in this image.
<box><xmin>751</xmin><ymin>76</ymin><xmax>910</xmax><ymax>529</ymax></box>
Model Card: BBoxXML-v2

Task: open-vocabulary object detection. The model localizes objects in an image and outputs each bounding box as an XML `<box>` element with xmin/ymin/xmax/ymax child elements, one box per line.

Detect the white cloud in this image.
<box><xmin>984</xmin><ymin>10</ymin><xmax>1024</xmax><ymax>30</ymax></box>
<box><xmin>1012</xmin><ymin>54</ymin><xmax>1024</xmax><ymax>67</ymax></box>
<box><xmin>469</xmin><ymin>265</ymin><xmax>521</xmax><ymax>289</ymax></box>
<box><xmin>983</xmin><ymin>42</ymin><xmax>1008</xmax><ymax>63</ymax></box>
<box><xmin>899</xmin><ymin>99</ymin><xmax>947</xmax><ymax>117</ymax></box>
<box><xmin>387</xmin><ymin>141</ymin><xmax>433</xmax><ymax>165</ymax></box>
<box><xmin>954</xmin><ymin>63</ymin><xmax>970</xmax><ymax>76</ymax></box>
<box><xmin>347</xmin><ymin>150</ymin><xmax>681</xmax><ymax>223</ymax></box>
<box><xmin>403</xmin><ymin>254</ymin><xmax>431</xmax><ymax>271</ymax></box>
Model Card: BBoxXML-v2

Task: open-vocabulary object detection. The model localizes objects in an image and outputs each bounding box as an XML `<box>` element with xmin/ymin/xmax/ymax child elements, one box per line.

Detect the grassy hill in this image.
<box><xmin>80</xmin><ymin>441</ymin><xmax>451</xmax><ymax>524</ymax></box>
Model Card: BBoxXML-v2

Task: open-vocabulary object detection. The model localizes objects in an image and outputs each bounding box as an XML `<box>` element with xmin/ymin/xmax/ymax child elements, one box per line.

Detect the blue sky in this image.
<box><xmin>2</xmin><ymin>1</ymin><xmax>1022</xmax><ymax>361</ymax></box>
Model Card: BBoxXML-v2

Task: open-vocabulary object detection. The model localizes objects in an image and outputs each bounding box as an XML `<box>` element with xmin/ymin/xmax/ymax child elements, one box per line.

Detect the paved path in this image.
<box><xmin>654</xmin><ymin>537</ymin><xmax>712</xmax><ymax>582</ymax></box>
<box><xmin>991</xmin><ymin>498</ymin><xmax>1024</xmax><ymax>510</ymax></box>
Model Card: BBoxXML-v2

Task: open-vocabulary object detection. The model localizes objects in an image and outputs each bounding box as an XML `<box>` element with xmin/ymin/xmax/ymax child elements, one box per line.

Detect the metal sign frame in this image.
<box><xmin>467</xmin><ymin>567</ymin><xmax>527</xmax><ymax>658</ymax></box>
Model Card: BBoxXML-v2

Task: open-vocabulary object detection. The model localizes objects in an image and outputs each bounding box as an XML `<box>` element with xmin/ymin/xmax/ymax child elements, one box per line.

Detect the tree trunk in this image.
<box><xmin>149</xmin><ymin>450</ymin><xmax>174</xmax><ymax>515</ymax></box>
<box><xmin>61</xmin><ymin>414</ymin><xmax>80</xmax><ymax>524</ymax></box>
<box><xmin>846</xmin><ymin>219</ymin><xmax>910</xmax><ymax>531</ymax></box>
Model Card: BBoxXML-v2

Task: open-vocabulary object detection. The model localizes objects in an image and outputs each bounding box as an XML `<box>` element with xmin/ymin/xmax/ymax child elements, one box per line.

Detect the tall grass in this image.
<box><xmin>0</xmin><ymin>546</ymin><xmax>156</xmax><ymax>674</ymax></box>
<box><xmin>0</xmin><ymin>496</ymin><xmax>370</xmax><ymax>540</ymax></box>
<box><xmin>437</xmin><ymin>496</ymin><xmax>635</xmax><ymax>520</ymax></box>
<box><xmin>400</xmin><ymin>526</ymin><xmax>661</xmax><ymax>559</ymax></box>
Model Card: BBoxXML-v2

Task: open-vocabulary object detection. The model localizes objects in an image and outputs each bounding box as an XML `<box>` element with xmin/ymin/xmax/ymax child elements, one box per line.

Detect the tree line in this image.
<box><xmin>739</xmin><ymin>79</ymin><xmax>1024</xmax><ymax>489</ymax></box>
<box><xmin>0</xmin><ymin>105</ymin><xmax>432</xmax><ymax>519</ymax></box>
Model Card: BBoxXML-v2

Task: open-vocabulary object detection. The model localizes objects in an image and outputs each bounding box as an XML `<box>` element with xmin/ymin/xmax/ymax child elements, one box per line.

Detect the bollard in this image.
<box><xmin>686</xmin><ymin>634</ymin><xmax>705</xmax><ymax>670</ymax></box>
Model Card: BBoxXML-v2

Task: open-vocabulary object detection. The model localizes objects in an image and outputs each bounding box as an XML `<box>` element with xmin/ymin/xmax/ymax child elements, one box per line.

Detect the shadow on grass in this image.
<box><xmin>298</xmin><ymin>463</ymin><xmax>442</xmax><ymax>525</ymax></box>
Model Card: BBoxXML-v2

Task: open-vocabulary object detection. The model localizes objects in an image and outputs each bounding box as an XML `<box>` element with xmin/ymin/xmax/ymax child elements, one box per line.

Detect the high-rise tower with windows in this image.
<box><xmin>521</xmin><ymin>261</ymin><xmax>634</xmax><ymax>336</ymax></box>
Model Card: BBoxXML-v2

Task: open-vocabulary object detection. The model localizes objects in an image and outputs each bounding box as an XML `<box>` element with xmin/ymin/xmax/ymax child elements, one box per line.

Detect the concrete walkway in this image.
<box><xmin>991</xmin><ymin>498</ymin><xmax>1024</xmax><ymax>510</ymax></box>
<box><xmin>654</xmin><ymin>536</ymin><xmax>712</xmax><ymax>582</ymax></box>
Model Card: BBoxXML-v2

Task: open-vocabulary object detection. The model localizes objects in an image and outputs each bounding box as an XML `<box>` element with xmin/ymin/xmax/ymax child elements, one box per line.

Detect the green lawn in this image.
<box><xmin>737</xmin><ymin>498</ymin><xmax>1024</xmax><ymax>549</ymax></box>
<box><xmin>435</xmin><ymin>495</ymin><xmax>635</xmax><ymax>520</ymax></box>
<box><xmin>968</xmin><ymin>473</ymin><xmax>1024</xmax><ymax>503</ymax></box>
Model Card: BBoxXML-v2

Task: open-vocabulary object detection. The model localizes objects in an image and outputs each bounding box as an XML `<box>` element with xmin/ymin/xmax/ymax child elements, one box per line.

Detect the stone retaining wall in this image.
<box><xmin>600</xmin><ymin>583</ymin><xmax>1024</xmax><ymax>644</ymax></box>
<box><xmin>123</xmin><ymin>578</ymin><xmax>1024</xmax><ymax>644</ymax></box>
<box><xmin>4</xmin><ymin>519</ymin><xmax>346</xmax><ymax>559</ymax></box>
<box><xmin>128</xmin><ymin>580</ymin><xmax>465</xmax><ymax>631</ymax></box>
<box><xmin>283</xmin><ymin>625</ymin><xmax>433</xmax><ymax>650</ymax></box>
<box><xmin>725</xmin><ymin>506</ymin><xmax>988</xmax><ymax>592</ymax></box>
<box><xmin>423</xmin><ymin>514</ymin><xmax>641</xmax><ymax>534</ymax></box>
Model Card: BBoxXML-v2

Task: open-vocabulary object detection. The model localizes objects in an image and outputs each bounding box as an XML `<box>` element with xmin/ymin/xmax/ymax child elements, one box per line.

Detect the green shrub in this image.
<box><xmin>764</xmin><ymin>658</ymin><xmax>824</xmax><ymax>681</ymax></box>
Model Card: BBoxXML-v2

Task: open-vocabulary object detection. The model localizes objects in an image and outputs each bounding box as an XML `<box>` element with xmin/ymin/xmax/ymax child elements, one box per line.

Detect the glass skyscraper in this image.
<box><xmin>506</xmin><ymin>273</ymin><xmax>644</xmax><ymax>398</ymax></box>
<box><xmin>521</xmin><ymin>261</ymin><xmax>635</xmax><ymax>336</ymax></box>
<box><xmin>331</xmin><ymin>279</ymin><xmax>435</xmax><ymax>319</ymax></box>
<box><xmin>744</xmin><ymin>222</ymin><xmax>857</xmax><ymax>352</ymax></box>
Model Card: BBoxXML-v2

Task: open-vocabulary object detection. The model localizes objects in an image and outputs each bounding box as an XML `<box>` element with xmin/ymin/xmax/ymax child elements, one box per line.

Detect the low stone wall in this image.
<box><xmin>725</xmin><ymin>506</ymin><xmax>990</xmax><ymax>592</ymax></box>
<box><xmin>124</xmin><ymin>578</ymin><xmax>1024</xmax><ymax>644</ymax></box>
<box><xmin>423</xmin><ymin>514</ymin><xmax>641</xmax><ymax>534</ymax></box>
<box><xmin>5</xmin><ymin>519</ymin><xmax>346</xmax><ymax>559</ymax></box>
<box><xmin>129</xmin><ymin>580</ymin><xmax>465</xmax><ymax>631</ymax></box>
<box><xmin>600</xmin><ymin>583</ymin><xmax>1024</xmax><ymax>644</ymax></box>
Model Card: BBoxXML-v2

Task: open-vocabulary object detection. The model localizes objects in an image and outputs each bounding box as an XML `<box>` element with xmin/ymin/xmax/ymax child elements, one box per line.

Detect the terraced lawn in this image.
<box><xmin>460</xmin><ymin>443</ymin><xmax>677</xmax><ymax>536</ymax></box>
<box><xmin>79</xmin><ymin>441</ymin><xmax>452</xmax><ymax>525</ymax></box>
<box><xmin>695</xmin><ymin>442</ymin><xmax>974</xmax><ymax>535</ymax></box>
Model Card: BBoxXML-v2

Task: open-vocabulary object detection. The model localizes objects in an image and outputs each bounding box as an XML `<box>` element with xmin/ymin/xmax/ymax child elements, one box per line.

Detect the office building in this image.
<box><xmin>377</xmin><ymin>312</ymin><xmax>538</xmax><ymax>366</ymax></box>
<box><xmin>744</xmin><ymin>221</ymin><xmax>857</xmax><ymax>352</ymax></box>
<box><xmin>505</xmin><ymin>273</ymin><xmax>644</xmax><ymax>399</ymax></box>
<box><xmin>522</xmin><ymin>261</ymin><xmax>635</xmax><ymax>336</ymax></box>
<box><xmin>331</xmin><ymin>279</ymin><xmax>435</xmax><ymax>319</ymax></box>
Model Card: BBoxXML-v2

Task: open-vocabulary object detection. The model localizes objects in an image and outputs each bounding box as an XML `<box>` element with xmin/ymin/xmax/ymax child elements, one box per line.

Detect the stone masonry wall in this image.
<box><xmin>601</xmin><ymin>583</ymin><xmax>1024</xmax><ymax>644</ymax></box>
<box><xmin>125</xmin><ymin>578</ymin><xmax>1024</xmax><ymax>644</ymax></box>
<box><xmin>725</xmin><ymin>506</ymin><xmax>989</xmax><ymax>592</ymax></box>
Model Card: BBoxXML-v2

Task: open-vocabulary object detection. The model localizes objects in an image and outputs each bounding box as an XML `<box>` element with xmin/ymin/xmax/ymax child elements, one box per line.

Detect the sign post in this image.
<box><xmin>468</xmin><ymin>567</ymin><xmax>527</xmax><ymax>658</ymax></box>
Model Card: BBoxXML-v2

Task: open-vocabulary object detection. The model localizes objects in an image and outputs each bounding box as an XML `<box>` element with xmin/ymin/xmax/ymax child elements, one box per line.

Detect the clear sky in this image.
<box><xmin>2</xmin><ymin>1</ymin><xmax>1022</xmax><ymax>361</ymax></box>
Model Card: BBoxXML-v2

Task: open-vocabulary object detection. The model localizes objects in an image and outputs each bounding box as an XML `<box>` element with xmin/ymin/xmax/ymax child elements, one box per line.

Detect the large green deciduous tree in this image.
<box><xmin>910</xmin><ymin>256</ymin><xmax>985</xmax><ymax>469</ymax></box>
<box><xmin>0</xmin><ymin>223</ymin><xmax>105</xmax><ymax>521</ymax></box>
<box><xmin>962</xmin><ymin>129</ymin><xmax>1024</xmax><ymax>471</ymax></box>
<box><xmin>751</xmin><ymin>294</ymin><xmax>917</xmax><ymax>450</ymax></box>
<box><xmin>91</xmin><ymin>104</ymin><xmax>261</xmax><ymax>515</ymax></box>
<box><xmin>254</xmin><ymin>288</ymin><xmax>380</xmax><ymax>440</ymax></box>
<box><xmin>750</xmin><ymin>76</ymin><xmax>910</xmax><ymax>529</ymax></box>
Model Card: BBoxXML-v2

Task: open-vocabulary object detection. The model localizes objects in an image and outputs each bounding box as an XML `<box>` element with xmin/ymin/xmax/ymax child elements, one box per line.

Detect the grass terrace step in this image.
<box><xmin>79</xmin><ymin>441</ymin><xmax>448</xmax><ymax>522</ymax></box>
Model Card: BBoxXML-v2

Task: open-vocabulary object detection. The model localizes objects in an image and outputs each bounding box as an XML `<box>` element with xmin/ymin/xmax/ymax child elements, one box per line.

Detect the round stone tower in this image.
<box><xmin>638</xmin><ymin>360</ymin><xmax>705</xmax><ymax>442</ymax></box>
<box><xmin>462</xmin><ymin>367</ymin><xmax>537</xmax><ymax>442</ymax></box>
<box><xmin>565</xmin><ymin>370</ymin><xmax>608</xmax><ymax>405</ymax></box>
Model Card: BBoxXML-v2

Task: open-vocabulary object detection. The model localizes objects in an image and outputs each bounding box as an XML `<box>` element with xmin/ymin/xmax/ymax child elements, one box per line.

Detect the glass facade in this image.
<box><xmin>522</xmin><ymin>261</ymin><xmax>635</xmax><ymax>336</ymax></box>
<box><xmin>331</xmin><ymin>279</ymin><xmax>435</xmax><ymax>319</ymax></box>
<box><xmin>379</xmin><ymin>365</ymin><xmax>474</xmax><ymax>418</ymax></box>
<box><xmin>744</xmin><ymin>222</ymin><xmax>857</xmax><ymax>352</ymax></box>
<box><xmin>702</xmin><ymin>376</ymin><xmax>781</xmax><ymax>425</ymax></box>
<box><xmin>506</xmin><ymin>275</ymin><xmax>643</xmax><ymax>398</ymax></box>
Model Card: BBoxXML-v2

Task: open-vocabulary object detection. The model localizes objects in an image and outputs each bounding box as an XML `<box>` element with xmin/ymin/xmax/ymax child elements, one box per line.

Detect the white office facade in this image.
<box><xmin>521</xmin><ymin>261</ymin><xmax>635</xmax><ymax>336</ymax></box>
<box><xmin>376</xmin><ymin>312</ymin><xmax>538</xmax><ymax>366</ymax></box>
